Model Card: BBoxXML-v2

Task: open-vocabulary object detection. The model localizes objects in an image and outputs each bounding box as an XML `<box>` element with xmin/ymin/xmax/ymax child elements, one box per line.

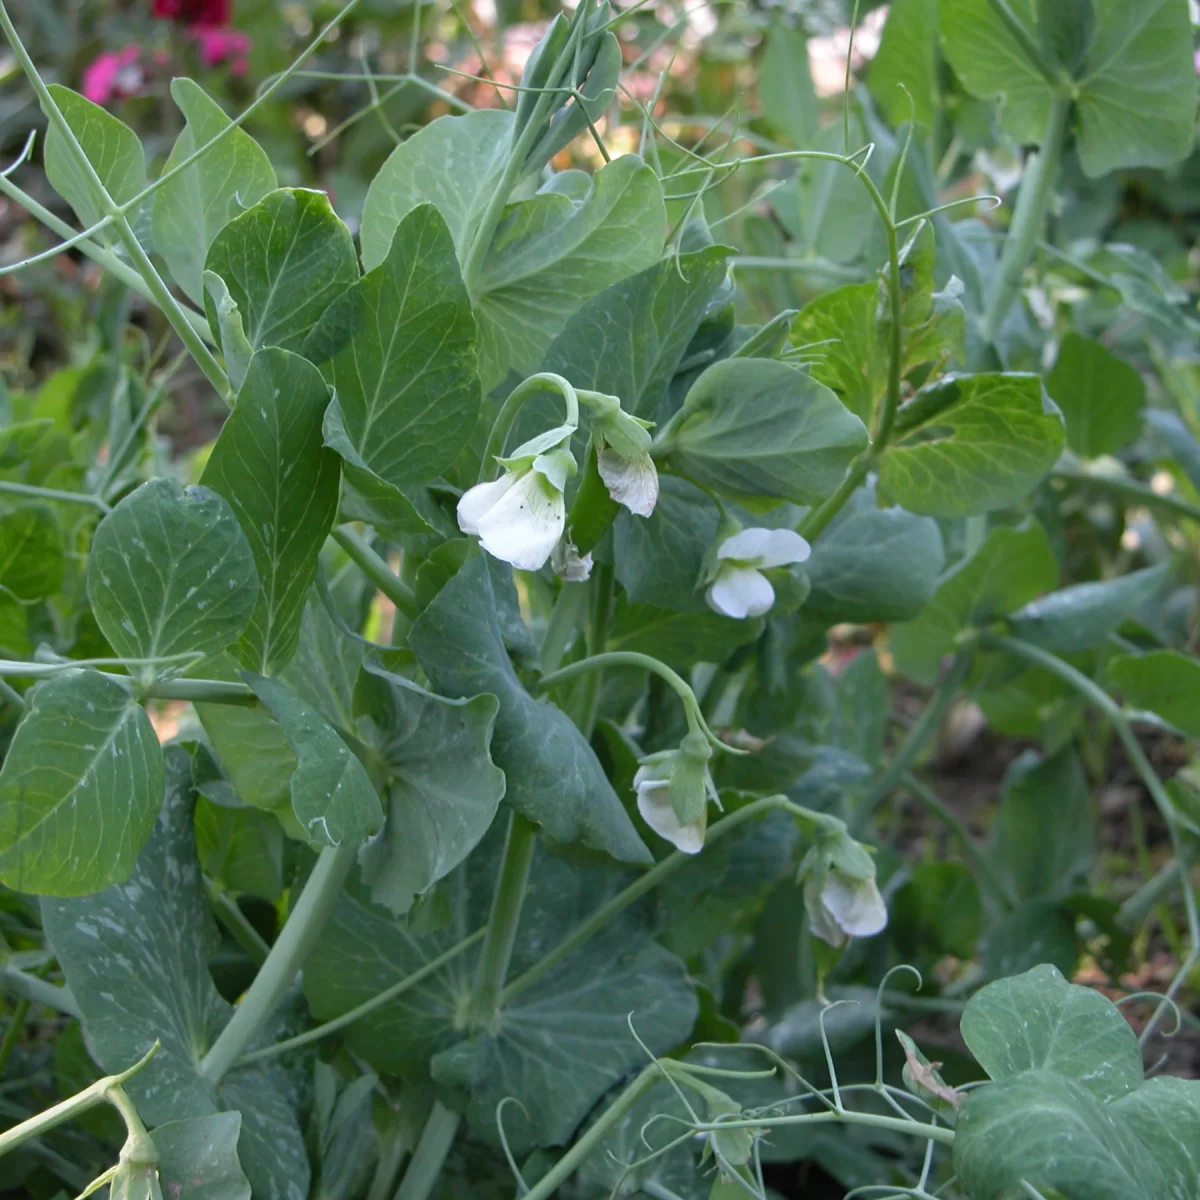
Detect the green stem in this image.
<box><xmin>798</xmin><ymin>451</ymin><xmax>873</xmax><ymax>541</ymax></box>
<box><xmin>467</xmin><ymin>813</ymin><xmax>538</xmax><ymax>1029</ymax></box>
<box><xmin>872</xmin><ymin>215</ymin><xmax>904</xmax><ymax>449</ymax></box>
<box><xmin>0</xmin><ymin>481</ymin><xmax>109</xmax><ymax>512</ymax></box>
<box><xmin>858</xmin><ymin>648</ymin><xmax>972</xmax><ymax>826</ymax></box>
<box><xmin>539</xmin><ymin>581</ymin><xmax>589</xmax><ymax>674</ymax></box>
<box><xmin>477</xmin><ymin>372</ymin><xmax>581</xmax><ymax>483</ymax></box>
<box><xmin>572</xmin><ymin>563</ymin><xmax>613</xmax><ymax>735</ymax></box>
<box><xmin>981</xmin><ymin>93</ymin><xmax>1071</xmax><ymax>346</ymax></box>
<box><xmin>199</xmin><ymin>846</ymin><xmax>356</xmax><ymax>1084</ymax></box>
<box><xmin>235</xmin><ymin>927</ymin><xmax>486</xmax><ymax>1066</ymax></box>
<box><xmin>0</xmin><ymin>964</ymin><xmax>78</xmax><ymax>1018</ymax></box>
<box><xmin>393</xmin><ymin>1102</ymin><xmax>461</xmax><ymax>1200</ymax></box>
<box><xmin>1052</xmin><ymin>466</ymin><xmax>1200</xmax><ymax>526</ymax></box>
<box><xmin>0</xmin><ymin>1043</ymin><xmax>156</xmax><ymax>1159</ymax></box>
<box><xmin>0</xmin><ymin>995</ymin><xmax>30</xmax><ymax>1078</ymax></box>
<box><xmin>0</xmin><ymin>662</ymin><xmax>251</xmax><ymax>704</ymax></box>
<box><xmin>539</xmin><ymin>651</ymin><xmax>698</xmax><ymax>725</ymax></box>
<box><xmin>204</xmin><ymin>878</ymin><xmax>270</xmax><ymax>967</ymax></box>
<box><xmin>332</xmin><ymin>527</ymin><xmax>420</xmax><ymax>621</ymax></box>
<box><xmin>1119</xmin><ymin>860</ymin><xmax>1182</xmax><ymax>931</ymax></box>
<box><xmin>684</xmin><ymin>1107</ymin><xmax>955</xmax><ymax>1145</ymax></box>
<box><xmin>900</xmin><ymin>772</ymin><xmax>1013</xmax><ymax>908</ymax></box>
<box><xmin>501</xmin><ymin>795</ymin><xmax>826</xmax><ymax>1004</ymax></box>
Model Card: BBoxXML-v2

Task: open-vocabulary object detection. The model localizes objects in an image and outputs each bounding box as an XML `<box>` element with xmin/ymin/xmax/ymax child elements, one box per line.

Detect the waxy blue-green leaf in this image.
<box><xmin>42</xmin><ymin>749</ymin><xmax>309</xmax><ymax>1200</ymax></box>
<box><xmin>961</xmin><ymin>964</ymin><xmax>1143</xmax><ymax>1102</ymax></box>
<box><xmin>891</xmin><ymin>520</ymin><xmax>1058</xmax><ymax>684</ymax></box>
<box><xmin>87</xmin><ymin>478</ymin><xmax>258</xmax><ymax>666</ymax></box>
<box><xmin>939</xmin><ymin>0</ymin><xmax>1197</xmax><ymax>177</ymax></box>
<box><xmin>869</xmin><ymin>0</ymin><xmax>938</xmax><ymax>128</ymax></box>
<box><xmin>355</xmin><ymin>662</ymin><xmax>505</xmax><ymax>916</ymax></box>
<box><xmin>473</xmin><ymin>156</ymin><xmax>667</xmax><ymax>388</ymax></box>
<box><xmin>1110</xmin><ymin>1077</ymin><xmax>1200</xmax><ymax>1200</ymax></box>
<box><xmin>609</xmin><ymin>601</ymin><xmax>762</xmax><ymax>671</ymax></box>
<box><xmin>410</xmin><ymin>554</ymin><xmax>650</xmax><ymax>864</ymax></box>
<box><xmin>200</xmin><ymin>348</ymin><xmax>339</xmax><ymax>675</ymax></box>
<box><xmin>1107</xmin><ymin>649</ymin><xmax>1200</xmax><ymax>737</ymax></box>
<box><xmin>0</xmin><ymin>669</ymin><xmax>163</xmax><ymax>895</ymax></box>
<box><xmin>245</xmin><ymin>674</ymin><xmax>382</xmax><ymax>849</ymax></box>
<box><xmin>302</xmin><ymin>204</ymin><xmax>479</xmax><ymax>491</ymax></box>
<box><xmin>662</xmin><ymin>358</ymin><xmax>868</xmax><ymax>505</ymax></box>
<box><xmin>204</xmin><ymin>189</ymin><xmax>359</xmax><ymax>357</ymax></box>
<box><xmin>153</xmin><ymin>1113</ymin><xmax>251</xmax><ymax>1200</ymax></box>
<box><xmin>880</xmin><ymin>373</ymin><xmax>1064</xmax><ymax>517</ymax></box>
<box><xmin>152</xmin><ymin>78</ymin><xmax>277</xmax><ymax>305</ymax></box>
<box><xmin>43</xmin><ymin>85</ymin><xmax>147</xmax><ymax>241</ymax></box>
<box><xmin>803</xmin><ymin>485</ymin><xmax>945</xmax><ymax>624</ymax></box>
<box><xmin>1046</xmin><ymin>333</ymin><xmax>1145</xmax><ymax>458</ymax></box>
<box><xmin>954</xmin><ymin>1068</ymin><xmax>1168</xmax><ymax>1200</ymax></box>
<box><xmin>360</xmin><ymin>109</ymin><xmax>515</xmax><ymax>270</ymax></box>
<box><xmin>0</xmin><ymin>503</ymin><xmax>64</xmax><ymax>602</ymax></box>
<box><xmin>1007</xmin><ymin>564</ymin><xmax>1166</xmax><ymax>654</ymax></box>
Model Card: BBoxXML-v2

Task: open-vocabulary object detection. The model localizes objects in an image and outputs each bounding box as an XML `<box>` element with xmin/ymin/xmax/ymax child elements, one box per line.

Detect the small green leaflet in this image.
<box><xmin>410</xmin><ymin>553</ymin><xmax>650</xmax><ymax>864</ymax></box>
<box><xmin>1107</xmin><ymin>649</ymin><xmax>1200</xmax><ymax>737</ymax></box>
<box><xmin>151</xmin><ymin>78</ymin><xmax>277</xmax><ymax>305</ymax></box>
<box><xmin>880</xmin><ymin>373</ymin><xmax>1064</xmax><ymax>517</ymax></box>
<box><xmin>204</xmin><ymin>189</ymin><xmax>359</xmax><ymax>357</ymax></box>
<box><xmin>302</xmin><ymin>204</ymin><xmax>479</xmax><ymax>491</ymax></box>
<box><xmin>245</xmin><ymin>674</ymin><xmax>382</xmax><ymax>849</ymax></box>
<box><xmin>0</xmin><ymin>503</ymin><xmax>64</xmax><ymax>602</ymax></box>
<box><xmin>41</xmin><ymin>749</ymin><xmax>309</xmax><ymax>1200</ymax></box>
<box><xmin>0</xmin><ymin>669</ymin><xmax>163</xmax><ymax>895</ymax></box>
<box><xmin>201</xmin><ymin>348</ymin><xmax>339</xmax><ymax>675</ymax></box>
<box><xmin>662</xmin><ymin>357</ymin><xmax>868</xmax><ymax>505</ymax></box>
<box><xmin>43</xmin><ymin>85</ymin><xmax>148</xmax><ymax>241</ymax></box>
<box><xmin>1046</xmin><ymin>332</ymin><xmax>1145</xmax><ymax>458</ymax></box>
<box><xmin>153</xmin><ymin>1113</ymin><xmax>252</xmax><ymax>1200</ymax></box>
<box><xmin>87</xmin><ymin>478</ymin><xmax>258</xmax><ymax>668</ymax></box>
<box><xmin>355</xmin><ymin>661</ymin><xmax>505</xmax><ymax>916</ymax></box>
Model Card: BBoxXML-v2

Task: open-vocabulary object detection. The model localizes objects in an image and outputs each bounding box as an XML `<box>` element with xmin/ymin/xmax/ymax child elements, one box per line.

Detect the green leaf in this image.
<box><xmin>41</xmin><ymin>749</ymin><xmax>310</xmax><ymax>1200</ymax></box>
<box><xmin>663</xmin><ymin>358</ymin><xmax>867</xmax><ymax>505</ymax></box>
<box><xmin>961</xmin><ymin>963</ymin><xmax>1142</xmax><ymax>1102</ymax></box>
<box><xmin>194</xmin><ymin>786</ymin><xmax>284</xmax><ymax>902</ymax></box>
<box><xmin>1045</xmin><ymin>333</ymin><xmax>1145</xmax><ymax>457</ymax></box>
<box><xmin>891</xmin><ymin>520</ymin><xmax>1058</xmax><ymax>684</ymax></box>
<box><xmin>204</xmin><ymin>189</ymin><xmax>359</xmax><ymax>357</ymax></box>
<box><xmin>982</xmin><ymin>899</ymin><xmax>1079</xmax><ymax>980</ymax></box>
<box><xmin>1007</xmin><ymin>564</ymin><xmax>1166</xmax><ymax>654</ymax></box>
<box><xmin>304</xmin><ymin>836</ymin><xmax>696</xmax><ymax>1149</ymax></box>
<box><xmin>355</xmin><ymin>661</ymin><xmax>505</xmax><ymax>916</ymax></box>
<box><xmin>473</xmin><ymin>156</ymin><xmax>667</xmax><ymax>389</ymax></box>
<box><xmin>955</xmin><ymin>1068</ymin><xmax>1168</xmax><ymax>1200</ymax></box>
<box><xmin>803</xmin><ymin>485</ymin><xmax>944</xmax><ymax>624</ymax></box>
<box><xmin>360</xmin><ymin>109</ymin><xmax>516</xmax><ymax>270</ymax></box>
<box><xmin>608</xmin><ymin>600</ymin><xmax>762</xmax><ymax>670</ymax></box>
<box><xmin>1107</xmin><ymin>649</ymin><xmax>1200</xmax><ymax>737</ymax></box>
<box><xmin>153</xmin><ymin>1113</ymin><xmax>251</xmax><ymax>1200</ymax></box>
<box><xmin>200</xmin><ymin>348</ymin><xmax>339</xmax><ymax>675</ymax></box>
<box><xmin>410</xmin><ymin>554</ymin><xmax>650</xmax><ymax>864</ymax></box>
<box><xmin>892</xmin><ymin>861</ymin><xmax>982</xmax><ymax>960</ymax></box>
<box><xmin>990</xmin><ymin>749</ymin><xmax>1095</xmax><ymax>902</ymax></box>
<box><xmin>151</xmin><ymin>78</ymin><xmax>276</xmax><ymax>305</ymax></box>
<box><xmin>790</xmin><ymin>283</ymin><xmax>882</xmax><ymax>425</ymax></box>
<box><xmin>880</xmin><ymin>373</ymin><xmax>1064</xmax><ymax>517</ymax></box>
<box><xmin>0</xmin><ymin>669</ymin><xmax>163</xmax><ymax>895</ymax></box>
<box><xmin>939</xmin><ymin>0</ymin><xmax>1197</xmax><ymax>177</ymax></box>
<box><xmin>0</xmin><ymin>503</ymin><xmax>64</xmax><ymax>602</ymax></box>
<box><xmin>87</xmin><ymin>478</ymin><xmax>258</xmax><ymax>666</ymax></box>
<box><xmin>1110</xmin><ymin>1077</ymin><xmax>1200</xmax><ymax>1200</ymax></box>
<box><xmin>202</xmin><ymin>272</ymin><xmax>254</xmax><ymax>393</ymax></box>
<box><xmin>869</xmin><ymin>0</ymin><xmax>939</xmax><ymax>128</ymax></box>
<box><xmin>245</xmin><ymin>674</ymin><xmax>383</xmax><ymax>848</ymax></box>
<box><xmin>758</xmin><ymin>21</ymin><xmax>819</xmax><ymax>145</ymax></box>
<box><xmin>301</xmin><ymin>204</ymin><xmax>479</xmax><ymax>491</ymax></box>
<box><xmin>43</xmin><ymin>85</ymin><xmax>147</xmax><ymax>239</ymax></box>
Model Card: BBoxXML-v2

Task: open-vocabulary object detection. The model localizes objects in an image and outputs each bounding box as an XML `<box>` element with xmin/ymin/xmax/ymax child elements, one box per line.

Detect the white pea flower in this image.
<box><xmin>587</xmin><ymin>390</ymin><xmax>659</xmax><ymax>517</ymax></box>
<box><xmin>633</xmin><ymin>732</ymin><xmax>717</xmax><ymax>854</ymax></box>
<box><xmin>804</xmin><ymin>868</ymin><xmax>888</xmax><ymax>948</ymax></box>
<box><xmin>457</xmin><ymin>425</ymin><xmax>577</xmax><ymax>571</ymax></box>
<box><xmin>706</xmin><ymin>527</ymin><xmax>811</xmax><ymax>620</ymax></box>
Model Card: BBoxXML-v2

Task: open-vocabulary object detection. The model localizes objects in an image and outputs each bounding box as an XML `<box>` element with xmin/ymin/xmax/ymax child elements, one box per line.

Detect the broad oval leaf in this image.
<box><xmin>409</xmin><ymin>554</ymin><xmax>650</xmax><ymax>864</ymax></box>
<box><xmin>0</xmin><ymin>669</ymin><xmax>163</xmax><ymax>895</ymax></box>
<box><xmin>663</xmin><ymin>357</ymin><xmax>868</xmax><ymax>505</ymax></box>
<box><xmin>0</xmin><ymin>503</ymin><xmax>64</xmax><ymax>602</ymax></box>
<box><xmin>880</xmin><ymin>373</ymin><xmax>1064</xmax><ymax>517</ymax></box>
<box><xmin>204</xmin><ymin>188</ymin><xmax>359</xmax><ymax>357</ymax></box>
<box><xmin>152</xmin><ymin>78</ymin><xmax>277</xmax><ymax>305</ymax></box>
<box><xmin>1107</xmin><ymin>649</ymin><xmax>1200</xmax><ymax>737</ymax></box>
<box><xmin>302</xmin><ymin>203</ymin><xmax>479</xmax><ymax>491</ymax></box>
<box><xmin>200</xmin><ymin>348</ymin><xmax>339</xmax><ymax>675</ymax></box>
<box><xmin>1045</xmin><ymin>332</ymin><xmax>1145</xmax><ymax>458</ymax></box>
<box><xmin>87</xmin><ymin>477</ymin><xmax>258</xmax><ymax>666</ymax></box>
<box><xmin>961</xmin><ymin>963</ymin><xmax>1143</xmax><ymax>1102</ymax></box>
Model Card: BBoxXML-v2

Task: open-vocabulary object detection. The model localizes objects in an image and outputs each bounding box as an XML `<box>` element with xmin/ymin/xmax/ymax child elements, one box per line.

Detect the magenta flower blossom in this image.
<box><xmin>190</xmin><ymin>26</ymin><xmax>251</xmax><ymax>73</ymax></box>
<box><xmin>81</xmin><ymin>46</ymin><xmax>144</xmax><ymax>106</ymax></box>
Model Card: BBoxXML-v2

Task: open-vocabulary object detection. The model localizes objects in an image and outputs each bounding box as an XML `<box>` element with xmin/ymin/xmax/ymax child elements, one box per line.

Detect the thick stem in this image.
<box><xmin>539</xmin><ymin>581</ymin><xmax>589</xmax><ymax>674</ymax></box>
<box><xmin>467</xmin><ymin>812</ymin><xmax>537</xmax><ymax>1029</ymax></box>
<box><xmin>393</xmin><ymin>1102</ymin><xmax>461</xmax><ymax>1200</ymax></box>
<box><xmin>798</xmin><ymin>451</ymin><xmax>873</xmax><ymax>541</ymax></box>
<box><xmin>199</xmin><ymin>845</ymin><xmax>356</xmax><ymax>1083</ymax></box>
<box><xmin>572</xmin><ymin>563</ymin><xmax>613</xmax><ymax>735</ymax></box>
<box><xmin>0</xmin><ymin>480</ymin><xmax>109</xmax><ymax>512</ymax></box>
<box><xmin>332</xmin><ymin>527</ymin><xmax>420</xmax><ymax>621</ymax></box>
<box><xmin>0</xmin><ymin>964</ymin><xmax>79</xmax><ymax>1017</ymax></box>
<box><xmin>981</xmin><ymin>94</ymin><xmax>1071</xmax><ymax>346</ymax></box>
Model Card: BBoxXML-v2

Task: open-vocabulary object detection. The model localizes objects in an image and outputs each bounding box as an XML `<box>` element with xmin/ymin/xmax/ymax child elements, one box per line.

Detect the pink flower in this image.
<box><xmin>81</xmin><ymin>46</ymin><xmax>144</xmax><ymax>106</ymax></box>
<box><xmin>190</xmin><ymin>26</ymin><xmax>251</xmax><ymax>74</ymax></box>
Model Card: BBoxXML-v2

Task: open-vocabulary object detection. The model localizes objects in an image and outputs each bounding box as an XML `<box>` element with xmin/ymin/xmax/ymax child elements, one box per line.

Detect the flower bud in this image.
<box><xmin>585</xmin><ymin>390</ymin><xmax>659</xmax><ymax>517</ymax></box>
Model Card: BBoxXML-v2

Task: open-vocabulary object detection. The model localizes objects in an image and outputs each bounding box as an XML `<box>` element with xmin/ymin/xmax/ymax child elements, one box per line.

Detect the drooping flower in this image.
<box><xmin>81</xmin><ymin>47</ymin><xmax>144</xmax><ymax>106</ymax></box>
<box><xmin>633</xmin><ymin>731</ymin><xmax>717</xmax><ymax>854</ymax></box>
<box><xmin>799</xmin><ymin>828</ymin><xmax>888</xmax><ymax>948</ymax></box>
<box><xmin>457</xmin><ymin>425</ymin><xmax>577</xmax><ymax>571</ymax></box>
<box><xmin>585</xmin><ymin>390</ymin><xmax>659</xmax><ymax>517</ymax></box>
<box><xmin>705</xmin><ymin>527</ymin><xmax>811</xmax><ymax>620</ymax></box>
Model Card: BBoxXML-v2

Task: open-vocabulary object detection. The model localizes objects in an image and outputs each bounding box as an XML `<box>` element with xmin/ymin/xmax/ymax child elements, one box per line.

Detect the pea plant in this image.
<box><xmin>0</xmin><ymin>0</ymin><xmax>1198</xmax><ymax>1197</ymax></box>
